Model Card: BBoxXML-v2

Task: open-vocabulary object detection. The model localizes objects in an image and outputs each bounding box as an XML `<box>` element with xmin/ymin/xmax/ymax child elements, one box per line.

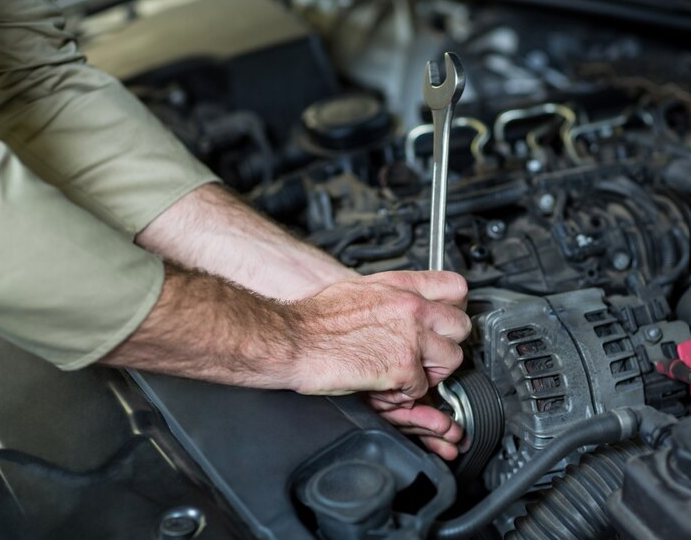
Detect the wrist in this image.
<box><xmin>247</xmin><ymin>299</ymin><xmax>309</xmax><ymax>392</ymax></box>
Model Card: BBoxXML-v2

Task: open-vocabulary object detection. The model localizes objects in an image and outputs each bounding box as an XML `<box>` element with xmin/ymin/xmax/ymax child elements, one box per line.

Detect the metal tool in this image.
<box><xmin>424</xmin><ymin>52</ymin><xmax>467</xmax><ymax>444</ymax></box>
<box><xmin>424</xmin><ymin>52</ymin><xmax>466</xmax><ymax>270</ymax></box>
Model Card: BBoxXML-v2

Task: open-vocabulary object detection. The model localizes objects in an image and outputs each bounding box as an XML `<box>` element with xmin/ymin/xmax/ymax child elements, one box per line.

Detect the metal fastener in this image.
<box><xmin>645</xmin><ymin>326</ymin><xmax>662</xmax><ymax>343</ymax></box>
<box><xmin>487</xmin><ymin>220</ymin><xmax>507</xmax><ymax>240</ymax></box>
<box><xmin>538</xmin><ymin>193</ymin><xmax>555</xmax><ymax>214</ymax></box>
<box><xmin>612</xmin><ymin>251</ymin><xmax>632</xmax><ymax>271</ymax></box>
<box><xmin>159</xmin><ymin>507</ymin><xmax>205</xmax><ymax>540</ymax></box>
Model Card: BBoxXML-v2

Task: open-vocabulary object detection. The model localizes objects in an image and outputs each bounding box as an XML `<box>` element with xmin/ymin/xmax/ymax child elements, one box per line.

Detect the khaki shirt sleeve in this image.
<box><xmin>0</xmin><ymin>142</ymin><xmax>164</xmax><ymax>370</ymax></box>
<box><xmin>0</xmin><ymin>0</ymin><xmax>219</xmax><ymax>238</ymax></box>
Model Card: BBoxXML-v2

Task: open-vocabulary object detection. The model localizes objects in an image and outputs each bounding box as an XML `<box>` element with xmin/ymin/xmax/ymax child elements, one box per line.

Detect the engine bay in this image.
<box><xmin>2</xmin><ymin>1</ymin><xmax>691</xmax><ymax>539</ymax></box>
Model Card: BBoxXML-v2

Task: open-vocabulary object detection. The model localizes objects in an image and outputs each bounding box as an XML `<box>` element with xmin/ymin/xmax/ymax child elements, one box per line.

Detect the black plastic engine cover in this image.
<box><xmin>132</xmin><ymin>371</ymin><xmax>456</xmax><ymax>540</ymax></box>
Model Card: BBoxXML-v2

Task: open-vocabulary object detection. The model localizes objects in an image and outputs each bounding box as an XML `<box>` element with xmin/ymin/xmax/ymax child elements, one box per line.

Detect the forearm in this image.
<box><xmin>100</xmin><ymin>267</ymin><xmax>469</xmax><ymax>399</ymax></box>
<box><xmin>100</xmin><ymin>263</ymin><xmax>305</xmax><ymax>390</ymax></box>
<box><xmin>136</xmin><ymin>183</ymin><xmax>355</xmax><ymax>300</ymax></box>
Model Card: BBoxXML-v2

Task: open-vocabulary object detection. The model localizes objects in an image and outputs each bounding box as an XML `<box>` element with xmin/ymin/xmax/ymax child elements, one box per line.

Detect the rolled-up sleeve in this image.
<box><xmin>0</xmin><ymin>0</ymin><xmax>218</xmax><ymax>238</ymax></box>
<box><xmin>0</xmin><ymin>143</ymin><xmax>164</xmax><ymax>369</ymax></box>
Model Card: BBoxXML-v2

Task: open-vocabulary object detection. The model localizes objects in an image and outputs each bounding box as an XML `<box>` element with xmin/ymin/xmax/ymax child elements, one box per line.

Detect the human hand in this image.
<box><xmin>291</xmin><ymin>271</ymin><xmax>470</xmax><ymax>404</ymax></box>
<box><xmin>366</xmin><ymin>394</ymin><xmax>463</xmax><ymax>460</ymax></box>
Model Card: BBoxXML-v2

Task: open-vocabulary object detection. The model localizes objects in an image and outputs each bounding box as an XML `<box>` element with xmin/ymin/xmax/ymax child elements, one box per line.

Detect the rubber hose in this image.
<box><xmin>595</xmin><ymin>179</ymin><xmax>659</xmax><ymax>219</ymax></box>
<box><xmin>250</xmin><ymin>175</ymin><xmax>307</xmax><ymax>217</ymax></box>
<box><xmin>432</xmin><ymin>409</ymin><xmax>637</xmax><ymax>540</ymax></box>
<box><xmin>418</xmin><ymin>182</ymin><xmax>527</xmax><ymax>220</ymax></box>
<box><xmin>309</xmin><ymin>224</ymin><xmax>369</xmax><ymax>250</ymax></box>
<box><xmin>341</xmin><ymin>222</ymin><xmax>413</xmax><ymax>264</ymax></box>
<box><xmin>505</xmin><ymin>441</ymin><xmax>647</xmax><ymax>540</ymax></box>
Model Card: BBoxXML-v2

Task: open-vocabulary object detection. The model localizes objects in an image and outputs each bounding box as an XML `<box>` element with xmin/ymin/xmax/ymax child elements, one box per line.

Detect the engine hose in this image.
<box><xmin>432</xmin><ymin>409</ymin><xmax>639</xmax><ymax>540</ymax></box>
<box><xmin>417</xmin><ymin>182</ymin><xmax>527</xmax><ymax>220</ymax></box>
<box><xmin>340</xmin><ymin>222</ymin><xmax>413</xmax><ymax>265</ymax></box>
<box><xmin>594</xmin><ymin>179</ymin><xmax>659</xmax><ymax>220</ymax></box>
<box><xmin>505</xmin><ymin>441</ymin><xmax>647</xmax><ymax>540</ymax></box>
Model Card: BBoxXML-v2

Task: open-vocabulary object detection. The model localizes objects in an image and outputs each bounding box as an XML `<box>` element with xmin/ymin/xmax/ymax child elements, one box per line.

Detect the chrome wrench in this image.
<box><xmin>424</xmin><ymin>52</ymin><xmax>467</xmax><ymax>443</ymax></box>
<box><xmin>424</xmin><ymin>51</ymin><xmax>466</xmax><ymax>270</ymax></box>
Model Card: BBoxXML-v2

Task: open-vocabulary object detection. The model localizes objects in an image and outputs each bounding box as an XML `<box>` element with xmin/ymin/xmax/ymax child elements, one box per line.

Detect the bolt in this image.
<box><xmin>159</xmin><ymin>507</ymin><xmax>204</xmax><ymax>540</ymax></box>
<box><xmin>538</xmin><ymin>193</ymin><xmax>556</xmax><ymax>214</ymax></box>
<box><xmin>645</xmin><ymin>326</ymin><xmax>662</xmax><ymax>343</ymax></box>
<box><xmin>161</xmin><ymin>517</ymin><xmax>196</xmax><ymax>537</ymax></box>
<box><xmin>527</xmin><ymin>159</ymin><xmax>543</xmax><ymax>173</ymax></box>
<box><xmin>486</xmin><ymin>220</ymin><xmax>507</xmax><ymax>240</ymax></box>
<box><xmin>612</xmin><ymin>251</ymin><xmax>632</xmax><ymax>271</ymax></box>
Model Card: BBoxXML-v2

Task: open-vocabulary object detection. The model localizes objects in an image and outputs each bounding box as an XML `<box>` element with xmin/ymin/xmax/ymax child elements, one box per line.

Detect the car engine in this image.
<box><xmin>2</xmin><ymin>1</ymin><xmax>691</xmax><ymax>539</ymax></box>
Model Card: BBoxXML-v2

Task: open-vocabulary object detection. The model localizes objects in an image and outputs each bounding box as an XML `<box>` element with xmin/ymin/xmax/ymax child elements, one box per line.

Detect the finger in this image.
<box><xmin>378</xmin><ymin>404</ymin><xmax>463</xmax><ymax>442</ymax></box>
<box><xmin>367</xmin><ymin>271</ymin><xmax>468</xmax><ymax>307</ymax></box>
<box><xmin>419</xmin><ymin>435</ymin><xmax>460</xmax><ymax>461</ymax></box>
<box><xmin>399</xmin><ymin>362</ymin><xmax>430</xmax><ymax>401</ymax></box>
<box><xmin>424</xmin><ymin>301</ymin><xmax>472</xmax><ymax>342</ymax></box>
<box><xmin>367</xmin><ymin>391</ymin><xmax>415</xmax><ymax>410</ymax></box>
<box><xmin>397</xmin><ymin>427</ymin><xmax>464</xmax><ymax>444</ymax></box>
<box><xmin>399</xmin><ymin>426</ymin><xmax>452</xmax><ymax>438</ymax></box>
<box><xmin>361</xmin><ymin>354</ymin><xmax>428</xmax><ymax>400</ymax></box>
<box><xmin>420</xmin><ymin>333</ymin><xmax>464</xmax><ymax>387</ymax></box>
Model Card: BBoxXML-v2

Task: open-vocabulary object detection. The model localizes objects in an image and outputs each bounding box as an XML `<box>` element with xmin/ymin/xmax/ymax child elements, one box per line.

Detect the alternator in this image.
<box><xmin>442</xmin><ymin>287</ymin><xmax>690</xmax><ymax>490</ymax></box>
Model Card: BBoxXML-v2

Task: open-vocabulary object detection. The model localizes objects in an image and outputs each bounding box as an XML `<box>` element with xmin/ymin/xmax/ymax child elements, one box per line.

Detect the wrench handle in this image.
<box><xmin>428</xmin><ymin>106</ymin><xmax>455</xmax><ymax>271</ymax></box>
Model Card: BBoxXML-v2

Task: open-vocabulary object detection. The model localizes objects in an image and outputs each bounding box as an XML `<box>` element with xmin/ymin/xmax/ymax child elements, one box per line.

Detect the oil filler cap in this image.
<box><xmin>301</xmin><ymin>94</ymin><xmax>392</xmax><ymax>152</ymax></box>
<box><xmin>303</xmin><ymin>460</ymin><xmax>396</xmax><ymax>539</ymax></box>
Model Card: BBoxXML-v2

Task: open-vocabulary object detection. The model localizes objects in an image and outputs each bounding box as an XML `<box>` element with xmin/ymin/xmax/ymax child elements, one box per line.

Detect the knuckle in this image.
<box><xmin>397</xmin><ymin>292</ymin><xmax>425</xmax><ymax>318</ymax></box>
<box><xmin>391</xmin><ymin>341</ymin><xmax>418</xmax><ymax>372</ymax></box>
<box><xmin>454</xmin><ymin>273</ymin><xmax>468</xmax><ymax>298</ymax></box>
<box><xmin>411</xmin><ymin>377</ymin><xmax>429</xmax><ymax>398</ymax></box>
<box><xmin>401</xmin><ymin>342</ymin><xmax>419</xmax><ymax>367</ymax></box>
<box><xmin>380</xmin><ymin>271</ymin><xmax>411</xmax><ymax>289</ymax></box>
<box><xmin>431</xmin><ymin>414</ymin><xmax>452</xmax><ymax>435</ymax></box>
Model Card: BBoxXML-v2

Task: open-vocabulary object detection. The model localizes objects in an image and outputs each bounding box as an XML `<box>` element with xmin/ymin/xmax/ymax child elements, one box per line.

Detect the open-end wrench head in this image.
<box><xmin>423</xmin><ymin>52</ymin><xmax>466</xmax><ymax>111</ymax></box>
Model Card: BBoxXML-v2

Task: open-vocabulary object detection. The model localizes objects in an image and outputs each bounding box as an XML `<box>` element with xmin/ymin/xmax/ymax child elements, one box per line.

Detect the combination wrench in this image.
<box><xmin>423</xmin><ymin>52</ymin><xmax>468</xmax><ymax>444</ymax></box>
<box><xmin>424</xmin><ymin>51</ymin><xmax>466</xmax><ymax>271</ymax></box>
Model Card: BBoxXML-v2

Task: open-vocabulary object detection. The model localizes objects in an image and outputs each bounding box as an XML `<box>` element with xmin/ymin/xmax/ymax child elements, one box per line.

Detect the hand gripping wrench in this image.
<box><xmin>424</xmin><ymin>52</ymin><xmax>466</xmax><ymax>270</ymax></box>
<box><xmin>424</xmin><ymin>52</ymin><xmax>468</xmax><ymax>444</ymax></box>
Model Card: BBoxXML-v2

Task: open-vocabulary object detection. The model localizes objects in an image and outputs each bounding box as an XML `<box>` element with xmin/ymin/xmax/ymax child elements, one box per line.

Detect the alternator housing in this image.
<box><xmin>456</xmin><ymin>287</ymin><xmax>690</xmax><ymax>490</ymax></box>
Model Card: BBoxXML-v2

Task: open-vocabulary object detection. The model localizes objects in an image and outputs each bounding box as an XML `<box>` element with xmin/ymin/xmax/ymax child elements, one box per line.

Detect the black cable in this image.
<box><xmin>595</xmin><ymin>178</ymin><xmax>659</xmax><ymax>220</ymax></box>
<box><xmin>340</xmin><ymin>222</ymin><xmax>413</xmax><ymax>265</ymax></box>
<box><xmin>432</xmin><ymin>409</ymin><xmax>638</xmax><ymax>540</ymax></box>
<box><xmin>418</xmin><ymin>182</ymin><xmax>527</xmax><ymax>219</ymax></box>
